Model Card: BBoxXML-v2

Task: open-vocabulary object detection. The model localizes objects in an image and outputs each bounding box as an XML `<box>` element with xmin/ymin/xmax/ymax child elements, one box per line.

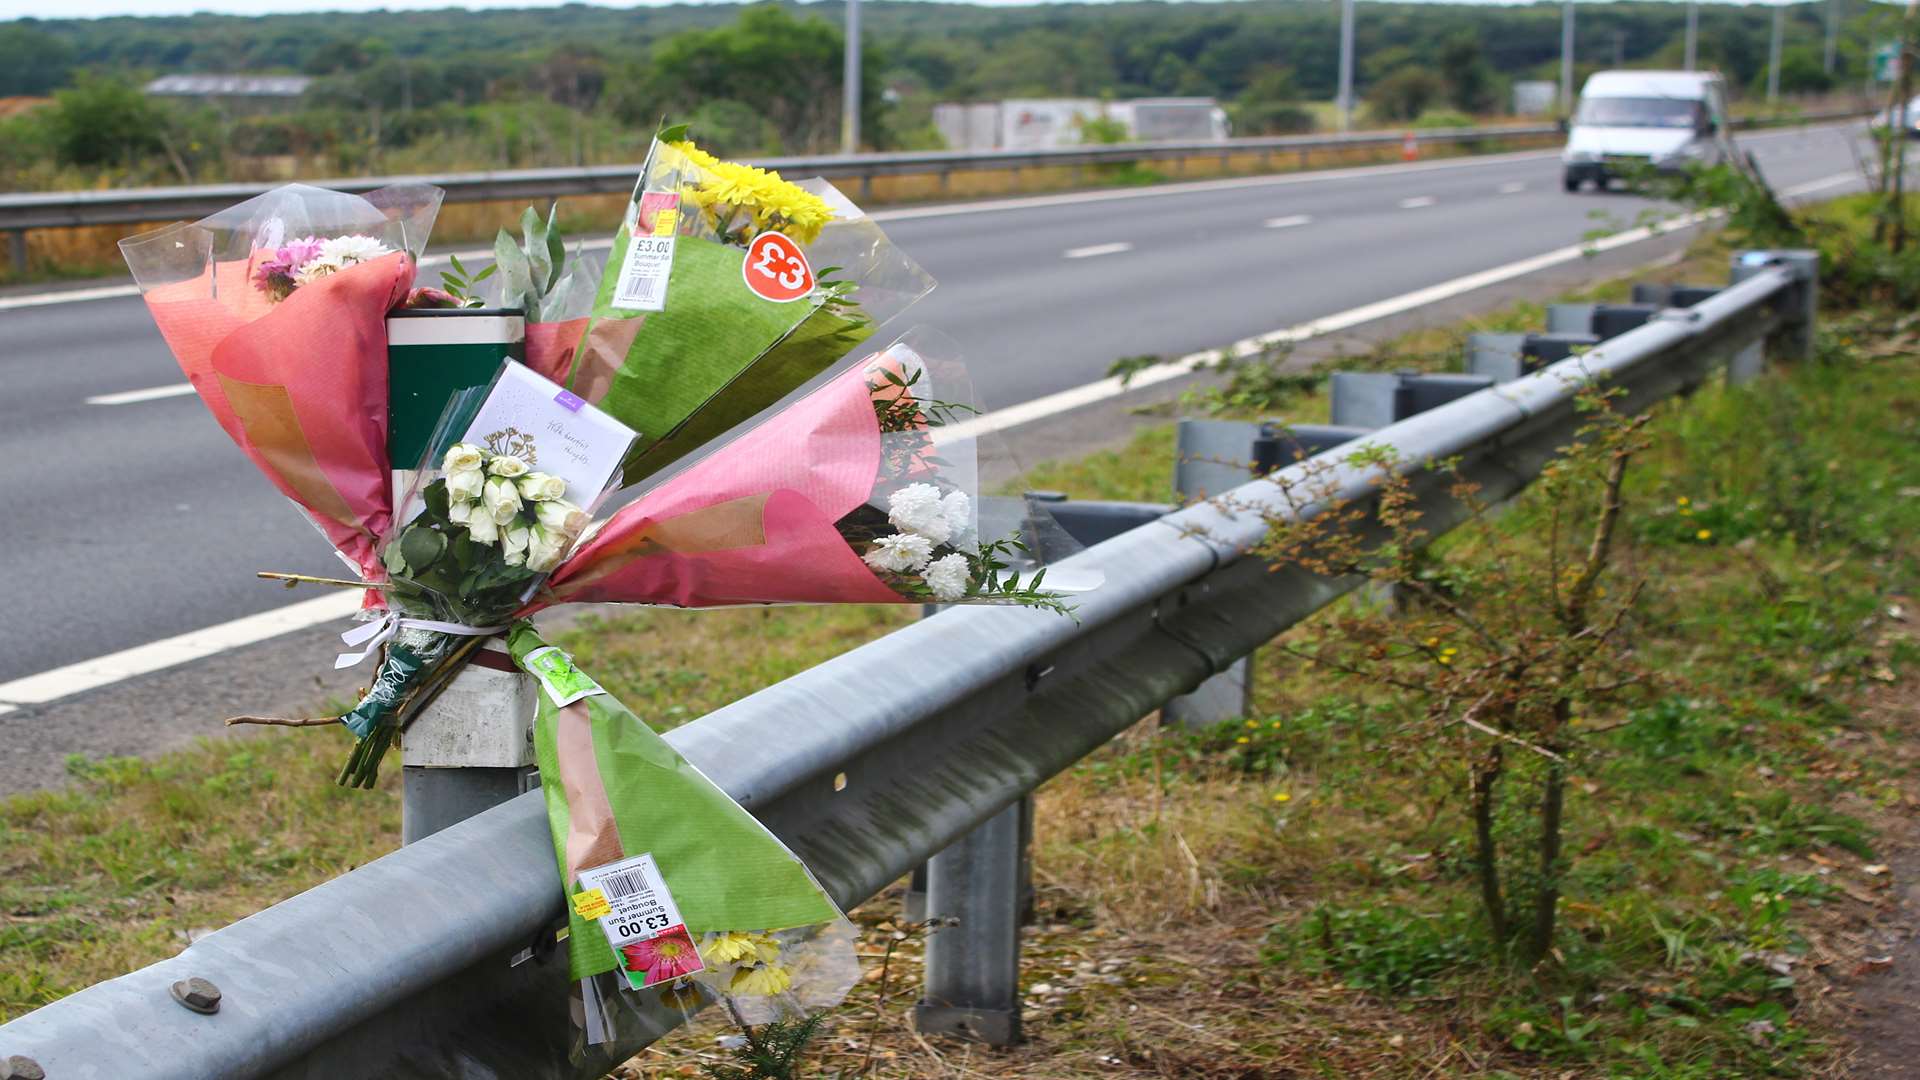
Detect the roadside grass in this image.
<box><xmin>8</xmin><ymin>234</ymin><xmax>1918</xmax><ymax>1079</ymax></box>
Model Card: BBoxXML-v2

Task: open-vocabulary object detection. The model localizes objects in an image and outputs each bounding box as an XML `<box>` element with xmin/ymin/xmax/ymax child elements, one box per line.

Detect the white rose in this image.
<box><xmin>487</xmin><ymin>455</ymin><xmax>530</xmax><ymax>478</ymax></box>
<box><xmin>466</xmin><ymin>509</ymin><xmax>499</xmax><ymax>545</ymax></box>
<box><xmin>534</xmin><ymin>498</ymin><xmax>589</xmax><ymax>537</ymax></box>
<box><xmin>516</xmin><ymin>472</ymin><xmax>567</xmax><ymax>502</ymax></box>
<box><xmin>483</xmin><ymin>476</ymin><xmax>522</xmax><ymax>525</ymax></box>
<box><xmin>445</xmin><ymin>467</ymin><xmax>484</xmax><ymax>502</ymax></box>
<box><xmin>525</xmin><ymin>523</ymin><xmax>570</xmax><ymax>573</ymax></box>
<box><xmin>443</xmin><ymin>443</ymin><xmax>485</xmax><ymax>473</ymax></box>
<box><xmin>447</xmin><ymin>498</ymin><xmax>473</xmax><ymax>525</ymax></box>
<box><xmin>886</xmin><ymin>482</ymin><xmax>952</xmax><ymax>545</ymax></box>
<box><xmin>862</xmin><ymin>532</ymin><xmax>935</xmax><ymax>573</ymax></box>
<box><xmin>502</xmin><ymin>522</ymin><xmax>531</xmax><ymax>567</ymax></box>
<box><xmin>924</xmin><ymin>553</ymin><xmax>972</xmax><ymax>602</ymax></box>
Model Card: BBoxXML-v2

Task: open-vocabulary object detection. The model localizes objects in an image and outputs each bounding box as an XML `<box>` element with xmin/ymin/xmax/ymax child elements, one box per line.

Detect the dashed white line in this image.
<box><xmin>1400</xmin><ymin>196</ymin><xmax>1438</xmax><ymax>209</ymax></box>
<box><xmin>1063</xmin><ymin>242</ymin><xmax>1133</xmax><ymax>260</ymax></box>
<box><xmin>87</xmin><ymin>382</ymin><xmax>195</xmax><ymax>405</ymax></box>
<box><xmin>1499</xmin><ymin>181</ymin><xmax>1527</xmax><ymax>194</ymax></box>
<box><xmin>1264</xmin><ymin>214</ymin><xmax>1314</xmax><ymax>229</ymax></box>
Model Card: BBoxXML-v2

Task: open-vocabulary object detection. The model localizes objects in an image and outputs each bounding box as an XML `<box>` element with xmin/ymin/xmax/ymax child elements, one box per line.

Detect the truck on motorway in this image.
<box><xmin>1561</xmin><ymin>70</ymin><xmax>1734</xmax><ymax>192</ymax></box>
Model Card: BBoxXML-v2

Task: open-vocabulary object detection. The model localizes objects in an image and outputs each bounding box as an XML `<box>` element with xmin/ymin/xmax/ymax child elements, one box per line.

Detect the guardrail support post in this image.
<box><xmin>915</xmin><ymin>798</ymin><xmax>1030</xmax><ymax>1046</ymax></box>
<box><xmin>399</xmin><ymin>643</ymin><xmax>540</xmax><ymax>844</ymax></box>
<box><xmin>7</xmin><ymin>229</ymin><xmax>26</xmax><ymax>276</ymax></box>
<box><xmin>1729</xmin><ymin>249</ymin><xmax>1820</xmax><ymax>379</ymax></box>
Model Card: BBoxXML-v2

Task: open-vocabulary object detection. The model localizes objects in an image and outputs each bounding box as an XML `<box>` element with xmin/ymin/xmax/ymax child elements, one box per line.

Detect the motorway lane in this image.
<box><xmin>0</xmin><ymin>123</ymin><xmax>1868</xmax><ymax>684</ymax></box>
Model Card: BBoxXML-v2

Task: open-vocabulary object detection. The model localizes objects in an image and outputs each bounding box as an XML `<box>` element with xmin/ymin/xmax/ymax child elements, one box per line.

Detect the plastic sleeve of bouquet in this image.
<box><xmin>510</xmin><ymin>624</ymin><xmax>847</xmax><ymax>984</ymax></box>
<box><xmin>526</xmin><ymin>138</ymin><xmax>934</xmax><ymax>489</ymax></box>
<box><xmin>535</xmin><ymin>329</ymin><xmax>1102</xmax><ymax>611</ymax></box>
<box><xmin>119</xmin><ymin>183</ymin><xmax>444</xmax><ymax>578</ymax></box>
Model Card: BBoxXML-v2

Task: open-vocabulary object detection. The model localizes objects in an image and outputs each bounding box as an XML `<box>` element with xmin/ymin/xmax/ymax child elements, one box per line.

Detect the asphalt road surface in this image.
<box><xmin>0</xmin><ymin>122</ymin><xmax>1874</xmax><ymax>697</ymax></box>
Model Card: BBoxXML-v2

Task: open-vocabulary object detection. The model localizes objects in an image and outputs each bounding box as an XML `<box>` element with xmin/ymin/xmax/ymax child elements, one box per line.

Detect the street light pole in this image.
<box><xmin>1561</xmin><ymin>0</ymin><xmax>1575</xmax><ymax>118</ymax></box>
<box><xmin>841</xmin><ymin>0</ymin><xmax>861</xmax><ymax>155</ymax></box>
<box><xmin>1768</xmin><ymin>1</ymin><xmax>1785</xmax><ymax>103</ymax></box>
<box><xmin>1337</xmin><ymin>0</ymin><xmax>1356</xmax><ymax>132</ymax></box>
<box><xmin>1825</xmin><ymin>0</ymin><xmax>1840</xmax><ymax>75</ymax></box>
<box><xmin>1685</xmin><ymin>1</ymin><xmax>1699</xmax><ymax>71</ymax></box>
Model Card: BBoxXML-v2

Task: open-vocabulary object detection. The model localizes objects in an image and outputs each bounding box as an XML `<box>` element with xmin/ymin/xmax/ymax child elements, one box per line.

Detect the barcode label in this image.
<box><xmin>610</xmin><ymin>191</ymin><xmax>680</xmax><ymax>312</ymax></box>
<box><xmin>611</xmin><ymin>233</ymin><xmax>676</xmax><ymax>312</ymax></box>
<box><xmin>599</xmin><ymin>867</ymin><xmax>655</xmax><ymax>900</ymax></box>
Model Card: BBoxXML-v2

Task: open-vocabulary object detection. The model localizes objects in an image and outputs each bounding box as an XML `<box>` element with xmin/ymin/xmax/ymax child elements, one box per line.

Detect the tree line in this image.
<box><xmin>0</xmin><ymin>1</ymin><xmax>1888</xmax><ymax>190</ymax></box>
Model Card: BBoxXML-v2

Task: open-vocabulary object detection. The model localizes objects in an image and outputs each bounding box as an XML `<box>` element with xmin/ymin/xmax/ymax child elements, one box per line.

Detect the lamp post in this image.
<box><xmin>842</xmin><ymin>0</ymin><xmax>861</xmax><ymax>155</ymax></box>
<box><xmin>1337</xmin><ymin>0</ymin><xmax>1356</xmax><ymax>132</ymax></box>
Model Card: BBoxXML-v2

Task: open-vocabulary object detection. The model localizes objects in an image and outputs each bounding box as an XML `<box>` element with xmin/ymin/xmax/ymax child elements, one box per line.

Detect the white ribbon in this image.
<box><xmin>334</xmin><ymin>611</ymin><xmax>510</xmax><ymax>670</ymax></box>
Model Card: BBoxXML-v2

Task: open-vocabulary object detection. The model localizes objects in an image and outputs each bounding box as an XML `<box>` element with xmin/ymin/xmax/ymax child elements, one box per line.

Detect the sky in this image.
<box><xmin>0</xmin><ymin>0</ymin><xmax>1808</xmax><ymax>17</ymax></box>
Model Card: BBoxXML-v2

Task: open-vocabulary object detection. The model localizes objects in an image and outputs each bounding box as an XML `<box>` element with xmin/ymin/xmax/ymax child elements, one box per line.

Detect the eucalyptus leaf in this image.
<box><xmin>494</xmin><ymin>230</ymin><xmax>533</xmax><ymax>313</ymax></box>
<box><xmin>521</xmin><ymin>206</ymin><xmax>553</xmax><ymax>301</ymax></box>
<box><xmin>543</xmin><ymin>202</ymin><xmax>565</xmax><ymax>291</ymax></box>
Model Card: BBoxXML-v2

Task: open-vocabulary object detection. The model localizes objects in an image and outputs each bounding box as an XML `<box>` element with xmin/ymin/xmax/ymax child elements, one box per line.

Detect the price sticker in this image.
<box><xmin>577</xmin><ymin>853</ymin><xmax>705</xmax><ymax>990</ymax></box>
<box><xmin>741</xmin><ymin>231</ymin><xmax>815</xmax><ymax>303</ymax></box>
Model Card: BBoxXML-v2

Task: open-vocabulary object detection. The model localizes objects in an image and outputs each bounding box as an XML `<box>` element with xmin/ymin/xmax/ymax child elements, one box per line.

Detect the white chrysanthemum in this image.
<box><xmin>317</xmin><ymin>234</ymin><xmax>392</xmax><ymax>264</ymax></box>
<box><xmin>292</xmin><ymin>254</ymin><xmax>349</xmax><ymax>286</ymax></box>
<box><xmin>863</xmin><ymin>532</ymin><xmax>935</xmax><ymax>573</ymax></box>
<box><xmin>887</xmin><ymin>483</ymin><xmax>951</xmax><ymax>544</ymax></box>
<box><xmin>924</xmin><ymin>553</ymin><xmax>972</xmax><ymax>602</ymax></box>
<box><xmin>940</xmin><ymin>490</ymin><xmax>972</xmax><ymax>545</ymax></box>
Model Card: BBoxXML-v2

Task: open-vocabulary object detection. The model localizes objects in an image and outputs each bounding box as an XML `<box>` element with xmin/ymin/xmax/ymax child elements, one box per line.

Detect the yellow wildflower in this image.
<box><xmin>1424</xmin><ymin>637</ymin><xmax>1440</xmax><ymax>647</ymax></box>
<box><xmin>1273</xmin><ymin>792</ymin><xmax>1291</xmax><ymax>803</ymax></box>
<box><xmin>1235</xmin><ymin>736</ymin><xmax>1251</xmax><ymax>744</ymax></box>
<box><xmin>1696</xmin><ymin>529</ymin><xmax>1712</xmax><ymax>541</ymax></box>
<box><xmin>1676</xmin><ymin>496</ymin><xmax>1690</xmax><ymax>507</ymax></box>
<box><xmin>1244</xmin><ymin>720</ymin><xmax>1259</xmax><ymax>729</ymax></box>
<box><xmin>1269</xmin><ymin>720</ymin><xmax>1281</xmax><ymax>729</ymax></box>
<box><xmin>730</xmin><ymin>963</ymin><xmax>793</xmax><ymax>997</ymax></box>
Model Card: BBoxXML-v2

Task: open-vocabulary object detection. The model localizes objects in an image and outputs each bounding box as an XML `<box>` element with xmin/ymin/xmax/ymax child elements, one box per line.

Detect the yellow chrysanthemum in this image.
<box><xmin>668</xmin><ymin>140</ymin><xmax>836</xmax><ymax>245</ymax></box>
<box><xmin>701</xmin><ymin>931</ymin><xmax>764</xmax><ymax>965</ymax></box>
<box><xmin>668</xmin><ymin>140</ymin><xmax>721</xmax><ymax>171</ymax></box>
<box><xmin>730</xmin><ymin>963</ymin><xmax>793</xmax><ymax>997</ymax></box>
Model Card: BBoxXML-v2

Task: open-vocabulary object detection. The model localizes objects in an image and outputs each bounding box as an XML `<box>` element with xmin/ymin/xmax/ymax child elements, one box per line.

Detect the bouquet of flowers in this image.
<box><xmin>120</xmin><ymin>182</ymin><xmax>443</xmax><ymax>582</ymax></box>
<box><xmin>520</xmin><ymin>127</ymin><xmax>935</xmax><ymax>486</ymax></box>
<box><xmin>538</xmin><ymin>332</ymin><xmax>1100</xmax><ymax>613</ymax></box>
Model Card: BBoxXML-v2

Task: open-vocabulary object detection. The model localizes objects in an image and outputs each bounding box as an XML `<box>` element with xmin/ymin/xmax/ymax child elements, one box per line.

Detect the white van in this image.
<box><xmin>1562</xmin><ymin>71</ymin><xmax>1735</xmax><ymax>192</ymax></box>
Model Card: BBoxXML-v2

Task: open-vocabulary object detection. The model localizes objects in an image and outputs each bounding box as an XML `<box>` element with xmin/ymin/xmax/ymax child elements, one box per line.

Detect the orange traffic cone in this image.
<box><xmin>1401</xmin><ymin>130</ymin><xmax>1419</xmax><ymax>161</ymax></box>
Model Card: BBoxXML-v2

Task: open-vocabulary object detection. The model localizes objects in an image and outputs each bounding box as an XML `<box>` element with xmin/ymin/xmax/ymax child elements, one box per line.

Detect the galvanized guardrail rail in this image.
<box><xmin>0</xmin><ymin>248</ymin><xmax>1818</xmax><ymax>1079</ymax></box>
<box><xmin>0</xmin><ymin>109</ymin><xmax>1865</xmax><ymax>274</ymax></box>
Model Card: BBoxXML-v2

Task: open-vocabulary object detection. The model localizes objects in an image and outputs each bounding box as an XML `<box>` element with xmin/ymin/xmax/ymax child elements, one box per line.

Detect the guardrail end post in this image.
<box><xmin>399</xmin><ymin>649</ymin><xmax>541</xmax><ymax>844</ymax></box>
<box><xmin>7</xmin><ymin>230</ymin><xmax>26</xmax><ymax>277</ymax></box>
<box><xmin>1731</xmin><ymin>249</ymin><xmax>1820</xmax><ymax>371</ymax></box>
<box><xmin>914</xmin><ymin>798</ymin><xmax>1029</xmax><ymax>1046</ymax></box>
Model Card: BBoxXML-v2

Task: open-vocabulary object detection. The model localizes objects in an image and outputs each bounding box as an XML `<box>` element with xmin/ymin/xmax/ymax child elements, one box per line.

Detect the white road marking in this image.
<box><xmin>0</xmin><ymin>282</ymin><xmax>141</xmax><ymax>311</ymax></box>
<box><xmin>1400</xmin><ymin>195</ymin><xmax>1437</xmax><ymax>209</ymax></box>
<box><xmin>87</xmin><ymin>382</ymin><xmax>195</xmax><ymax>405</ymax></box>
<box><xmin>0</xmin><ymin>591</ymin><xmax>364</xmax><ymax>708</ymax></box>
<box><xmin>1063</xmin><ymin>242</ymin><xmax>1133</xmax><ymax>260</ymax></box>
<box><xmin>1499</xmin><ymin>181</ymin><xmax>1527</xmax><ymax>194</ymax></box>
<box><xmin>1264</xmin><ymin>214</ymin><xmax>1313</xmax><ymax>229</ymax></box>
